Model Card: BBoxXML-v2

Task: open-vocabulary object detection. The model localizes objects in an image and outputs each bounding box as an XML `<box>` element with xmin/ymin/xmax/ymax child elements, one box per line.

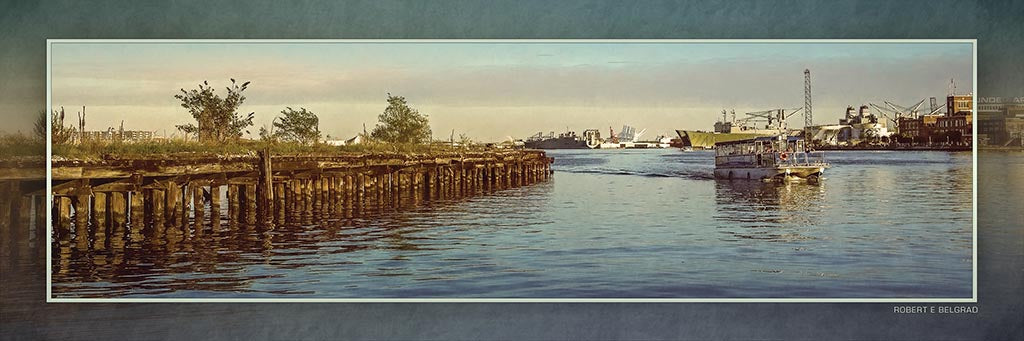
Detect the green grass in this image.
<box><xmin>45</xmin><ymin>139</ymin><xmax>492</xmax><ymax>160</ymax></box>
<box><xmin>0</xmin><ymin>133</ymin><xmax>46</xmax><ymax>158</ymax></box>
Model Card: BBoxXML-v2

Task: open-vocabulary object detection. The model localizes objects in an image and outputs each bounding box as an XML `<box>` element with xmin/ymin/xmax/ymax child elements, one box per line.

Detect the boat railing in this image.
<box><xmin>715</xmin><ymin>151</ymin><xmax>827</xmax><ymax>168</ymax></box>
<box><xmin>774</xmin><ymin>151</ymin><xmax>826</xmax><ymax>166</ymax></box>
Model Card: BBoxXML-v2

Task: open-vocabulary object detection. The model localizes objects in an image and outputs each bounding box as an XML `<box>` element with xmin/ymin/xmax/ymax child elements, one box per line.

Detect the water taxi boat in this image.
<box><xmin>714</xmin><ymin>135</ymin><xmax>828</xmax><ymax>181</ymax></box>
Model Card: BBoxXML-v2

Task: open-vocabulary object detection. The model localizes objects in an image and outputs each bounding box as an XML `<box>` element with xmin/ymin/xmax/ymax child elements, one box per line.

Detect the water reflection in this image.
<box><xmin>713</xmin><ymin>180</ymin><xmax>826</xmax><ymax>242</ymax></box>
<box><xmin>43</xmin><ymin>150</ymin><xmax>977</xmax><ymax>298</ymax></box>
<box><xmin>49</xmin><ymin>184</ymin><xmax>549</xmax><ymax>298</ymax></box>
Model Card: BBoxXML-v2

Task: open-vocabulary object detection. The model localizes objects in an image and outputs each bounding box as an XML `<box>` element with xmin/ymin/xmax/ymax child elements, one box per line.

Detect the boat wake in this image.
<box><xmin>555</xmin><ymin>168</ymin><xmax>715</xmax><ymax>181</ymax></box>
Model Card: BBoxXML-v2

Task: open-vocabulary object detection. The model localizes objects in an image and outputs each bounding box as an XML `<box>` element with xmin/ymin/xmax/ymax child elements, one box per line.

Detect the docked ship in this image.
<box><xmin>523</xmin><ymin>130</ymin><xmax>591</xmax><ymax>149</ymax></box>
<box><xmin>676</xmin><ymin>109</ymin><xmax>802</xmax><ymax>149</ymax></box>
<box><xmin>714</xmin><ymin>135</ymin><xmax>829</xmax><ymax>181</ymax></box>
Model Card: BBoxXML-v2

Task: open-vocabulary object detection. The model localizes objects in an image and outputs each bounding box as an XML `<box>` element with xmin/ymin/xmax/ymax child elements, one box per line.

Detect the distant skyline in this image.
<box><xmin>49</xmin><ymin>41</ymin><xmax>972</xmax><ymax>142</ymax></box>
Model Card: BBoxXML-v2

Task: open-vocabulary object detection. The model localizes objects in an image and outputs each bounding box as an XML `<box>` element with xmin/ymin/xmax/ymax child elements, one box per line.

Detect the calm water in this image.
<box><xmin>49</xmin><ymin>149</ymin><xmax>974</xmax><ymax>298</ymax></box>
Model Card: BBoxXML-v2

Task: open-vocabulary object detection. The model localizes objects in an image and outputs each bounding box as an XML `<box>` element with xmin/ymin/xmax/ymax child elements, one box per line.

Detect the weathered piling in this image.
<box><xmin>0</xmin><ymin>150</ymin><xmax>551</xmax><ymax>250</ymax></box>
<box><xmin>209</xmin><ymin>185</ymin><xmax>221</xmax><ymax>230</ymax></box>
<box><xmin>257</xmin><ymin>149</ymin><xmax>273</xmax><ymax>226</ymax></box>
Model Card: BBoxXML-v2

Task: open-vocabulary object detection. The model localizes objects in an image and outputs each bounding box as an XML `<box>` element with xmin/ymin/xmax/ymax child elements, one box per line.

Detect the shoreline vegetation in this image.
<box><xmin>0</xmin><ymin>135</ymin><xmax>493</xmax><ymax>161</ymax></box>
<box><xmin>1</xmin><ymin>79</ymin><xmax>498</xmax><ymax>161</ymax></box>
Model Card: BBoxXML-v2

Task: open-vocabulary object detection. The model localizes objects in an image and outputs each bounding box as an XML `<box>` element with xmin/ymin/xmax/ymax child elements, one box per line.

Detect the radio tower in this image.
<box><xmin>804</xmin><ymin>69</ymin><xmax>813</xmax><ymax>128</ymax></box>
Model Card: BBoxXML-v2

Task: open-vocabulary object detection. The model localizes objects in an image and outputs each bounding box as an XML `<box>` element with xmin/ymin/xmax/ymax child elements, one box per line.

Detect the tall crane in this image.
<box><xmin>804</xmin><ymin>69</ymin><xmax>813</xmax><ymax>128</ymax></box>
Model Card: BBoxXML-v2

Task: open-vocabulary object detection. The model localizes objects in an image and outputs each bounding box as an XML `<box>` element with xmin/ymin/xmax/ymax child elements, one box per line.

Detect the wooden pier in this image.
<box><xmin>0</xmin><ymin>150</ymin><xmax>552</xmax><ymax>253</ymax></box>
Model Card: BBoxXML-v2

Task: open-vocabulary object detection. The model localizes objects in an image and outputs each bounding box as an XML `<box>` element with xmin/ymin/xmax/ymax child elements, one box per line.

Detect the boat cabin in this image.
<box><xmin>713</xmin><ymin>135</ymin><xmax>827</xmax><ymax>181</ymax></box>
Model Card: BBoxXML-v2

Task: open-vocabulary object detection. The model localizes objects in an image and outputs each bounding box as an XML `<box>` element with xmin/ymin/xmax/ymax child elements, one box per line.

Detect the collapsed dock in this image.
<box><xmin>0</xmin><ymin>150</ymin><xmax>553</xmax><ymax>252</ymax></box>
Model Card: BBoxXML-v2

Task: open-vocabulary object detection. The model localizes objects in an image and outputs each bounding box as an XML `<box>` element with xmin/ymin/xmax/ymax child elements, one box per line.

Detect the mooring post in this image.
<box><xmin>438</xmin><ymin>167</ymin><xmax>444</xmax><ymax>198</ymax></box>
<box><xmin>286</xmin><ymin>180</ymin><xmax>296</xmax><ymax>223</ymax></box>
<box><xmin>109</xmin><ymin>192</ymin><xmax>127</xmax><ymax>235</ymax></box>
<box><xmin>343</xmin><ymin>174</ymin><xmax>353</xmax><ymax>218</ymax></box>
<box><xmin>338</xmin><ymin>176</ymin><xmax>346</xmax><ymax>217</ymax></box>
<box><xmin>351</xmin><ymin>173</ymin><xmax>360</xmax><ymax>216</ymax></box>
<box><xmin>375</xmin><ymin>173</ymin><xmax>384</xmax><ymax>210</ymax></box>
<box><xmin>91</xmin><ymin>192</ymin><xmax>107</xmax><ymax>234</ymax></box>
<box><xmin>456</xmin><ymin>165</ymin><xmax>464</xmax><ymax>197</ymax></box>
<box><xmin>209</xmin><ymin>185</ymin><xmax>221</xmax><ymax>230</ymax></box>
<box><xmin>108</xmin><ymin>192</ymin><xmax>126</xmax><ymax>247</ymax></box>
<box><xmin>302</xmin><ymin>178</ymin><xmax>314</xmax><ymax>224</ymax></box>
<box><xmin>164</xmin><ymin>182</ymin><xmax>175</xmax><ymax>227</ymax></box>
<box><xmin>311</xmin><ymin>175</ymin><xmax>322</xmax><ymax>217</ymax></box>
<box><xmin>425</xmin><ymin>169</ymin><xmax>433</xmax><ymax>200</ymax></box>
<box><xmin>528</xmin><ymin>161</ymin><xmax>533</xmax><ymax>184</ymax></box>
<box><xmin>325</xmin><ymin>176</ymin><xmax>335</xmax><ymax>217</ymax></box>
<box><xmin>167</xmin><ymin>182</ymin><xmax>181</xmax><ymax>228</ymax></box>
<box><xmin>475</xmin><ymin>166</ymin><xmax>482</xmax><ymax>193</ymax></box>
<box><xmin>127</xmin><ymin>191</ymin><xmax>144</xmax><ymax>242</ymax></box>
<box><xmin>332</xmin><ymin>176</ymin><xmax>342</xmax><ymax>216</ymax></box>
<box><xmin>226</xmin><ymin>185</ymin><xmax>238</xmax><ymax>228</ymax></box>
<box><xmin>179</xmin><ymin>184</ymin><xmax>189</xmax><ymax>230</ymax></box>
<box><xmin>257</xmin><ymin>148</ymin><xmax>274</xmax><ymax>226</ymax></box>
<box><xmin>150</xmin><ymin>189</ymin><xmax>164</xmax><ymax>230</ymax></box>
<box><xmin>447</xmin><ymin>166</ymin><xmax>455</xmax><ymax>198</ymax></box>
<box><xmin>321</xmin><ymin>176</ymin><xmax>330</xmax><ymax>215</ymax></box>
<box><xmin>129</xmin><ymin>191</ymin><xmax>143</xmax><ymax>229</ymax></box>
<box><xmin>72</xmin><ymin>193</ymin><xmax>89</xmax><ymax>238</ymax></box>
<box><xmin>274</xmin><ymin>181</ymin><xmax>285</xmax><ymax>225</ymax></box>
<box><xmin>53</xmin><ymin>196</ymin><xmax>71</xmax><ymax>239</ymax></box>
<box><xmin>244</xmin><ymin>183</ymin><xmax>257</xmax><ymax>226</ymax></box>
<box><xmin>191</xmin><ymin>185</ymin><xmax>204</xmax><ymax>230</ymax></box>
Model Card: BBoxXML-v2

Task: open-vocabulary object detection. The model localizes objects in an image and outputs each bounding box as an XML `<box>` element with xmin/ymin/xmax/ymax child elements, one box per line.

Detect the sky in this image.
<box><xmin>49</xmin><ymin>41</ymin><xmax>973</xmax><ymax>142</ymax></box>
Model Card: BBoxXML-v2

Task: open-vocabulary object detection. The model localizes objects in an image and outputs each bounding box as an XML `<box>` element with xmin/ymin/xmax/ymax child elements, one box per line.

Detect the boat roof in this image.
<box><xmin>715</xmin><ymin>135</ymin><xmax>802</xmax><ymax>146</ymax></box>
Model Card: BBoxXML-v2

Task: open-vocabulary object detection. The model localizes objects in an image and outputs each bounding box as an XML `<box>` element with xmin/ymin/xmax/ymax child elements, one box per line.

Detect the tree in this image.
<box><xmin>370</xmin><ymin>93</ymin><xmax>431</xmax><ymax>144</ymax></box>
<box><xmin>33</xmin><ymin>111</ymin><xmax>46</xmax><ymax>140</ymax></box>
<box><xmin>271</xmin><ymin>107</ymin><xmax>321</xmax><ymax>144</ymax></box>
<box><xmin>174</xmin><ymin>79</ymin><xmax>254</xmax><ymax>142</ymax></box>
<box><xmin>41</xmin><ymin>108</ymin><xmax>76</xmax><ymax>144</ymax></box>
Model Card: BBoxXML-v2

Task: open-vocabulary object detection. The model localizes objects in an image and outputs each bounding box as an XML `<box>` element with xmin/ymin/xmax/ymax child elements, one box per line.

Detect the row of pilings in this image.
<box><xmin>0</xmin><ymin>150</ymin><xmax>552</xmax><ymax>255</ymax></box>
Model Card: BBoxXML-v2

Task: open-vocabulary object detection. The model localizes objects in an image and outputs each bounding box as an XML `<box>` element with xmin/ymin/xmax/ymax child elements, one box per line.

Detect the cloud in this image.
<box><xmin>48</xmin><ymin>43</ymin><xmax>972</xmax><ymax>141</ymax></box>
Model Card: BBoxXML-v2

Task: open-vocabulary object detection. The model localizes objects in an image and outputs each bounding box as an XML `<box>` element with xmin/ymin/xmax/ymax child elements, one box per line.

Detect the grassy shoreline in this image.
<box><xmin>1</xmin><ymin>135</ymin><xmax>496</xmax><ymax>161</ymax></box>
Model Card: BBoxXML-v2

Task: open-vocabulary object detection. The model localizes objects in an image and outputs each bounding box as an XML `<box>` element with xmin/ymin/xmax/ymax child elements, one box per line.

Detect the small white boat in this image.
<box><xmin>713</xmin><ymin>135</ymin><xmax>828</xmax><ymax>181</ymax></box>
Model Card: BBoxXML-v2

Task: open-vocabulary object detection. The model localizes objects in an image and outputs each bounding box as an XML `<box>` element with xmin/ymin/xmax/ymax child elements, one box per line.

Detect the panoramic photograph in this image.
<box><xmin>42</xmin><ymin>40</ymin><xmax>975</xmax><ymax>299</ymax></box>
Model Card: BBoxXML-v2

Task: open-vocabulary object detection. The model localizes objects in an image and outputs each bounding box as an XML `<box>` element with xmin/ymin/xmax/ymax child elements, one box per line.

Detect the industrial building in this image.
<box><xmin>893</xmin><ymin>94</ymin><xmax>973</xmax><ymax>146</ymax></box>
<box><xmin>977</xmin><ymin>98</ymin><xmax>1024</xmax><ymax>146</ymax></box>
<box><xmin>804</xmin><ymin>105</ymin><xmax>891</xmax><ymax>147</ymax></box>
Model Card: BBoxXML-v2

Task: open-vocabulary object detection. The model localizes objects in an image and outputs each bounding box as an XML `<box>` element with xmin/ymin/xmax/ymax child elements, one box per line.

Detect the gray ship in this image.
<box><xmin>523</xmin><ymin>130</ymin><xmax>590</xmax><ymax>149</ymax></box>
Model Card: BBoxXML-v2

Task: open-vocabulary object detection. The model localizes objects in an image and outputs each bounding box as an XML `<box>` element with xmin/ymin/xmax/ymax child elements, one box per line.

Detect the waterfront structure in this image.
<box><xmin>80</xmin><ymin>128</ymin><xmax>154</xmax><ymax>143</ymax></box>
<box><xmin>977</xmin><ymin>98</ymin><xmax>1024</xmax><ymax>146</ymax></box>
<box><xmin>804</xmin><ymin>105</ymin><xmax>890</xmax><ymax>146</ymax></box>
<box><xmin>0</xmin><ymin>150</ymin><xmax>552</xmax><ymax>248</ymax></box>
<box><xmin>895</xmin><ymin>94</ymin><xmax>973</xmax><ymax>145</ymax></box>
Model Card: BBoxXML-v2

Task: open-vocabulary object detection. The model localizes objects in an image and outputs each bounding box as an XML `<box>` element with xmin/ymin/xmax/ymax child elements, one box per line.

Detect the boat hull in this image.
<box><xmin>714</xmin><ymin>166</ymin><xmax>825</xmax><ymax>181</ymax></box>
<box><xmin>675</xmin><ymin>130</ymin><xmax>781</xmax><ymax>149</ymax></box>
<box><xmin>524</xmin><ymin>137</ymin><xmax>589</xmax><ymax>149</ymax></box>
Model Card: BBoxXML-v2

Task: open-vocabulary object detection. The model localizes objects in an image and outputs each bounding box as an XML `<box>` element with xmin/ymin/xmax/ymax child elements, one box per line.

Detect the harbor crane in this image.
<box><xmin>869</xmin><ymin>99</ymin><xmax>938</xmax><ymax>129</ymax></box>
<box><xmin>743</xmin><ymin>107</ymin><xmax>804</xmax><ymax>130</ymax></box>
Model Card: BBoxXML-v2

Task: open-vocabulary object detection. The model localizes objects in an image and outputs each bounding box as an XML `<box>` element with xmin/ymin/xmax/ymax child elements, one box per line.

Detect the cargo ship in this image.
<box><xmin>676</xmin><ymin>109</ymin><xmax>801</xmax><ymax>149</ymax></box>
<box><xmin>524</xmin><ymin>130</ymin><xmax>591</xmax><ymax>149</ymax></box>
